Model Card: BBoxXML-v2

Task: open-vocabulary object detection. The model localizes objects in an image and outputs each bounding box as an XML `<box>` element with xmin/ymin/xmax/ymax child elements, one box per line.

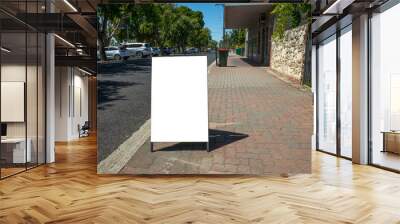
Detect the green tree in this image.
<box><xmin>208</xmin><ymin>39</ymin><xmax>218</xmax><ymax>49</ymax></box>
<box><xmin>271</xmin><ymin>3</ymin><xmax>311</xmax><ymax>40</ymax></box>
<box><xmin>222</xmin><ymin>29</ymin><xmax>246</xmax><ymax>49</ymax></box>
<box><xmin>158</xmin><ymin>4</ymin><xmax>176</xmax><ymax>48</ymax></box>
<box><xmin>230</xmin><ymin>29</ymin><xmax>246</xmax><ymax>48</ymax></box>
<box><xmin>127</xmin><ymin>4</ymin><xmax>163</xmax><ymax>46</ymax></box>
<box><xmin>97</xmin><ymin>4</ymin><xmax>126</xmax><ymax>60</ymax></box>
<box><xmin>172</xmin><ymin>6</ymin><xmax>207</xmax><ymax>52</ymax></box>
<box><xmin>99</xmin><ymin>3</ymin><xmax>215</xmax><ymax>54</ymax></box>
<box><xmin>191</xmin><ymin>27</ymin><xmax>211</xmax><ymax>51</ymax></box>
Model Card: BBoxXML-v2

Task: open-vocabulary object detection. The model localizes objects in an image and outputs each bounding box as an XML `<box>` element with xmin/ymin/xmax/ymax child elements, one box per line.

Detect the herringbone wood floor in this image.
<box><xmin>1</xmin><ymin>134</ymin><xmax>400</xmax><ymax>223</ymax></box>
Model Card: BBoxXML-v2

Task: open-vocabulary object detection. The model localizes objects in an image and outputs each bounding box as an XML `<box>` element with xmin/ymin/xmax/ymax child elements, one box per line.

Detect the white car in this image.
<box><xmin>121</xmin><ymin>43</ymin><xmax>152</xmax><ymax>58</ymax></box>
<box><xmin>104</xmin><ymin>46</ymin><xmax>126</xmax><ymax>60</ymax></box>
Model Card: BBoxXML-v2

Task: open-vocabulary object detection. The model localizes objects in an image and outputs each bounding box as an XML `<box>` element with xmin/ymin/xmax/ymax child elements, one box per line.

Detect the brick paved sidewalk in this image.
<box><xmin>120</xmin><ymin>55</ymin><xmax>313</xmax><ymax>175</ymax></box>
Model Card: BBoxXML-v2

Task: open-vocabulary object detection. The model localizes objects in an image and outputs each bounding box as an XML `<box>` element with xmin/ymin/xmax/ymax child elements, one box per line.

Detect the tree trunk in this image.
<box><xmin>98</xmin><ymin>36</ymin><xmax>107</xmax><ymax>61</ymax></box>
<box><xmin>98</xmin><ymin>18</ymin><xmax>108</xmax><ymax>61</ymax></box>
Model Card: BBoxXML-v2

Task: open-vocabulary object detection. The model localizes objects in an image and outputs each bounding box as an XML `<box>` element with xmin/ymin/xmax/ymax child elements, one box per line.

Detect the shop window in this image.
<box><xmin>317</xmin><ymin>34</ymin><xmax>337</xmax><ymax>154</ymax></box>
<box><xmin>370</xmin><ymin>3</ymin><xmax>400</xmax><ymax>171</ymax></box>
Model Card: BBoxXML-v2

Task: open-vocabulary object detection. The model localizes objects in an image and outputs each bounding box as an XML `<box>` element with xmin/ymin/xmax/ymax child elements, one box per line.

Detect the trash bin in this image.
<box><xmin>236</xmin><ymin>48</ymin><xmax>241</xmax><ymax>56</ymax></box>
<box><xmin>218</xmin><ymin>48</ymin><xmax>229</xmax><ymax>67</ymax></box>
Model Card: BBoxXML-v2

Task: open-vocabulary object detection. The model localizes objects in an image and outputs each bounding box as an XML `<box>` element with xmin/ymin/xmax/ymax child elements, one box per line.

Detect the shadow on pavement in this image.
<box><xmin>97</xmin><ymin>80</ymin><xmax>143</xmax><ymax>109</ymax></box>
<box><xmin>153</xmin><ymin>129</ymin><xmax>248</xmax><ymax>152</ymax></box>
<box><xmin>240</xmin><ymin>57</ymin><xmax>265</xmax><ymax>67</ymax></box>
<box><xmin>98</xmin><ymin>59</ymin><xmax>151</xmax><ymax>75</ymax></box>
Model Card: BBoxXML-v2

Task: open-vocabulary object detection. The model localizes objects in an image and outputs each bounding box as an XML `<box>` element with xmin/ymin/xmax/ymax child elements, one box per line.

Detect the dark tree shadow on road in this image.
<box><xmin>97</xmin><ymin>80</ymin><xmax>142</xmax><ymax>110</ymax></box>
<box><xmin>98</xmin><ymin>65</ymin><xmax>150</xmax><ymax>75</ymax></box>
<box><xmin>98</xmin><ymin>59</ymin><xmax>152</xmax><ymax>75</ymax></box>
<box><xmin>153</xmin><ymin>129</ymin><xmax>248</xmax><ymax>152</ymax></box>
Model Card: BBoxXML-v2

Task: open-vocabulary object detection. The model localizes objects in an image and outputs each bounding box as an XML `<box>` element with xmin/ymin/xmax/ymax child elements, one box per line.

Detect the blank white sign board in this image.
<box><xmin>1</xmin><ymin>82</ymin><xmax>25</xmax><ymax>122</ymax></box>
<box><xmin>151</xmin><ymin>56</ymin><xmax>208</xmax><ymax>142</ymax></box>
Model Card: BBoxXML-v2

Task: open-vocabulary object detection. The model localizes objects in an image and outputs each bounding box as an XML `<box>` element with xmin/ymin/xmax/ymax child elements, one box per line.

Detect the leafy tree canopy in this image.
<box><xmin>97</xmin><ymin>3</ymin><xmax>215</xmax><ymax>57</ymax></box>
<box><xmin>271</xmin><ymin>3</ymin><xmax>311</xmax><ymax>40</ymax></box>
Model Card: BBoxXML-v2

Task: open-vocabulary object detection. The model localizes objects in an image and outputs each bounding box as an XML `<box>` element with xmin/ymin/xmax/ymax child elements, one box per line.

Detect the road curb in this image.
<box><xmin>208</xmin><ymin>60</ymin><xmax>217</xmax><ymax>74</ymax></box>
<box><xmin>98</xmin><ymin>119</ymin><xmax>151</xmax><ymax>174</ymax></box>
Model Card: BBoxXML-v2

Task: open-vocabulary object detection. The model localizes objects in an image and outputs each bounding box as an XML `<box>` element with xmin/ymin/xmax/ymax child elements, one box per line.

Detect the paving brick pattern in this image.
<box><xmin>120</xmin><ymin>55</ymin><xmax>313</xmax><ymax>175</ymax></box>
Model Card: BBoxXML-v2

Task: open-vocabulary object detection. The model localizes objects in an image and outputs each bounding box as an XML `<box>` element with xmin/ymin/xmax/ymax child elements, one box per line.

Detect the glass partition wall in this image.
<box><xmin>1</xmin><ymin>30</ymin><xmax>27</xmax><ymax>177</ymax></box>
<box><xmin>316</xmin><ymin>24</ymin><xmax>353</xmax><ymax>159</ymax></box>
<box><xmin>317</xmin><ymin>34</ymin><xmax>337</xmax><ymax>155</ymax></box>
<box><xmin>339</xmin><ymin>26</ymin><xmax>352</xmax><ymax>159</ymax></box>
<box><xmin>370</xmin><ymin>3</ymin><xmax>400</xmax><ymax>171</ymax></box>
<box><xmin>0</xmin><ymin>2</ymin><xmax>46</xmax><ymax>179</ymax></box>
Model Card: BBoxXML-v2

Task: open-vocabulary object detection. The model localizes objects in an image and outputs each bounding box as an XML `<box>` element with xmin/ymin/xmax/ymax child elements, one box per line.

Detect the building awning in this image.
<box><xmin>224</xmin><ymin>3</ymin><xmax>273</xmax><ymax>29</ymax></box>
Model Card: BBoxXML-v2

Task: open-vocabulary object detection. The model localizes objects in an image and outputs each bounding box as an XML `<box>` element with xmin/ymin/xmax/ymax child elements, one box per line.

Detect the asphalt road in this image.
<box><xmin>97</xmin><ymin>52</ymin><xmax>216</xmax><ymax>162</ymax></box>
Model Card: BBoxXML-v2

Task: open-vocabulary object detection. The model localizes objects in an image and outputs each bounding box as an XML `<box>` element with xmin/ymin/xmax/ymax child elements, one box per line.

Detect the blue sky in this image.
<box><xmin>177</xmin><ymin>3</ymin><xmax>224</xmax><ymax>41</ymax></box>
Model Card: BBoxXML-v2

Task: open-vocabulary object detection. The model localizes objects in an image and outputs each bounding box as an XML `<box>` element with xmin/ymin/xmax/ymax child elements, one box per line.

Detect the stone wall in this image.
<box><xmin>270</xmin><ymin>24</ymin><xmax>309</xmax><ymax>83</ymax></box>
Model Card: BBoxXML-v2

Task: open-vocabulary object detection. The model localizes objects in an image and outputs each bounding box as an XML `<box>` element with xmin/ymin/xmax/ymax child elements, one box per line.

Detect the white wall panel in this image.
<box><xmin>1</xmin><ymin>82</ymin><xmax>25</xmax><ymax>122</ymax></box>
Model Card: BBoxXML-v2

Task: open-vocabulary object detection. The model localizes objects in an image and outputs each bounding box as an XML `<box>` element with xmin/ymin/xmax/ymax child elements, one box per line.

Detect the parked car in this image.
<box><xmin>161</xmin><ymin>47</ymin><xmax>173</xmax><ymax>55</ymax></box>
<box><xmin>185</xmin><ymin>48</ymin><xmax>194</xmax><ymax>54</ymax></box>
<box><xmin>104</xmin><ymin>46</ymin><xmax>126</xmax><ymax>60</ymax></box>
<box><xmin>185</xmin><ymin>47</ymin><xmax>199</xmax><ymax>54</ymax></box>
<box><xmin>97</xmin><ymin>46</ymin><xmax>126</xmax><ymax>60</ymax></box>
<box><xmin>151</xmin><ymin>47</ymin><xmax>160</xmax><ymax>56</ymax></box>
<box><xmin>121</xmin><ymin>43</ymin><xmax>152</xmax><ymax>58</ymax></box>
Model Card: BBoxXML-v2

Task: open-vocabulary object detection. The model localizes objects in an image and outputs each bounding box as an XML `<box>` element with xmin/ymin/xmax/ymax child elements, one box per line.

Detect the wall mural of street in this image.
<box><xmin>97</xmin><ymin>3</ymin><xmax>313</xmax><ymax>175</ymax></box>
